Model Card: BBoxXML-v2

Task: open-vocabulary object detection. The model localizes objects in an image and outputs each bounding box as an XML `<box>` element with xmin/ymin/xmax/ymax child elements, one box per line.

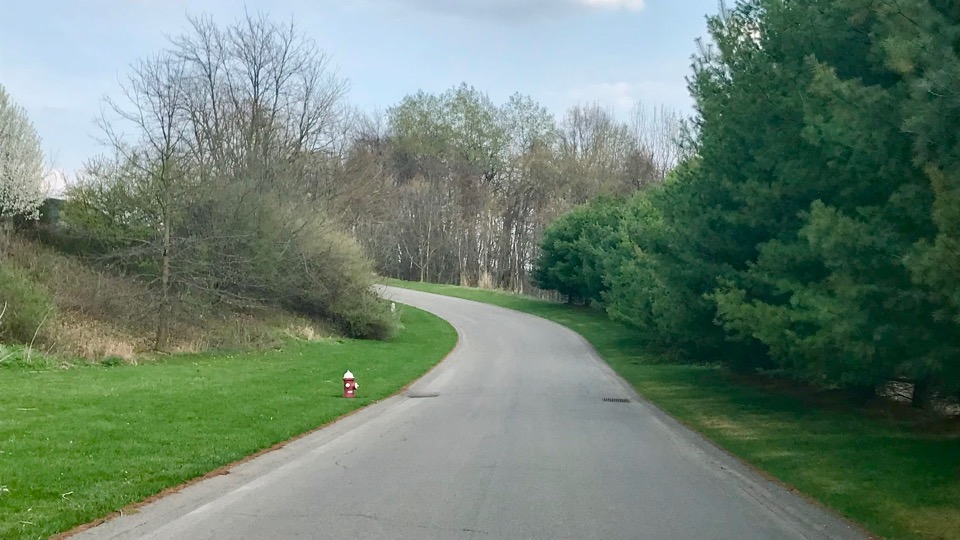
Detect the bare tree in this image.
<box><xmin>629</xmin><ymin>100</ymin><xmax>683</xmax><ymax>185</ymax></box>
<box><xmin>171</xmin><ymin>13</ymin><xmax>349</xmax><ymax>211</ymax></box>
<box><xmin>82</xmin><ymin>11</ymin><xmax>366</xmax><ymax>346</ymax></box>
<box><xmin>99</xmin><ymin>51</ymin><xmax>190</xmax><ymax>350</ymax></box>
<box><xmin>557</xmin><ymin>103</ymin><xmax>637</xmax><ymax>202</ymax></box>
<box><xmin>347</xmin><ymin>91</ymin><xmax>685</xmax><ymax>293</ymax></box>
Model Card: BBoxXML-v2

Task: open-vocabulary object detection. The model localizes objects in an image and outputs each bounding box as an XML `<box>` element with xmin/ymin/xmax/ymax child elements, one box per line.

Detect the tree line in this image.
<box><xmin>339</xmin><ymin>87</ymin><xmax>684</xmax><ymax>292</ymax></box>
<box><xmin>2</xmin><ymin>11</ymin><xmax>685</xmax><ymax>349</ymax></box>
<box><xmin>534</xmin><ymin>0</ymin><xmax>960</xmax><ymax>409</ymax></box>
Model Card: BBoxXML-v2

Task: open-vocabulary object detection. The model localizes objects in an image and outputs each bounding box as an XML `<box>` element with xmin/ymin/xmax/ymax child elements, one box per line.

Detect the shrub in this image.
<box><xmin>182</xmin><ymin>204</ymin><xmax>398</xmax><ymax>341</ymax></box>
<box><xmin>270</xmin><ymin>225</ymin><xmax>397</xmax><ymax>340</ymax></box>
<box><xmin>0</xmin><ymin>264</ymin><xmax>55</xmax><ymax>344</ymax></box>
<box><xmin>533</xmin><ymin>196</ymin><xmax>626</xmax><ymax>305</ymax></box>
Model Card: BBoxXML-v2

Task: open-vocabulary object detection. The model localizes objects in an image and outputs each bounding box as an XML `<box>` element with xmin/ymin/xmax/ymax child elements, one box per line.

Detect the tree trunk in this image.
<box><xmin>0</xmin><ymin>219</ymin><xmax>11</xmax><ymax>261</ymax></box>
<box><xmin>497</xmin><ymin>212</ymin><xmax>515</xmax><ymax>289</ymax></box>
<box><xmin>155</xmin><ymin>216</ymin><xmax>172</xmax><ymax>351</ymax></box>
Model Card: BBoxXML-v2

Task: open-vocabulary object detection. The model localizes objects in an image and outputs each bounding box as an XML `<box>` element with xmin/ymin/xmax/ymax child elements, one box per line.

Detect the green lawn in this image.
<box><xmin>385</xmin><ymin>279</ymin><xmax>960</xmax><ymax>540</ymax></box>
<box><xmin>0</xmin><ymin>305</ymin><xmax>456</xmax><ymax>540</ymax></box>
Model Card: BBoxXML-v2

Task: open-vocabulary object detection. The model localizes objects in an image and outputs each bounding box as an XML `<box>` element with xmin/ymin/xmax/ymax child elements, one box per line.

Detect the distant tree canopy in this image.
<box><xmin>532</xmin><ymin>196</ymin><xmax>628</xmax><ymax>305</ymax></box>
<box><xmin>534</xmin><ymin>0</ymin><xmax>960</xmax><ymax>406</ymax></box>
<box><xmin>31</xmin><ymin>11</ymin><xmax>685</xmax><ymax>346</ymax></box>
<box><xmin>338</xmin><ymin>85</ymin><xmax>684</xmax><ymax>292</ymax></box>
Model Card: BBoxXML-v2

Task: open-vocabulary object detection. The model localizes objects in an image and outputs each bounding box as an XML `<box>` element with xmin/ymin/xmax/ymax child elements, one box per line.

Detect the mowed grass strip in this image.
<box><xmin>0</xmin><ymin>305</ymin><xmax>456</xmax><ymax>540</ymax></box>
<box><xmin>385</xmin><ymin>279</ymin><xmax>960</xmax><ymax>540</ymax></box>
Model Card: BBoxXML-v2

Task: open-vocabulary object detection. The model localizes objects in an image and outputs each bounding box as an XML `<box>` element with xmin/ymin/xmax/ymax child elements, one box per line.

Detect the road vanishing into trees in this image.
<box><xmin>75</xmin><ymin>287</ymin><xmax>866</xmax><ymax>540</ymax></box>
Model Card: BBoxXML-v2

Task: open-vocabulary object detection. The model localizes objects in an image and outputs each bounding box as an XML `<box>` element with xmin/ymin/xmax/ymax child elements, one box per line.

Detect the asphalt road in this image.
<box><xmin>74</xmin><ymin>286</ymin><xmax>866</xmax><ymax>540</ymax></box>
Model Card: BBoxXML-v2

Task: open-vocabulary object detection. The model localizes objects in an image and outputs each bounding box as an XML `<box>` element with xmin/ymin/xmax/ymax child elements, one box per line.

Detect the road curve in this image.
<box><xmin>75</xmin><ymin>286</ymin><xmax>866</xmax><ymax>540</ymax></box>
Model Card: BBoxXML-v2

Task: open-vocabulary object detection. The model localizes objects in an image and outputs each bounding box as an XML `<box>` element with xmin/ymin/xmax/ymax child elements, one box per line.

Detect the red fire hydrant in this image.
<box><xmin>343</xmin><ymin>370</ymin><xmax>358</xmax><ymax>398</ymax></box>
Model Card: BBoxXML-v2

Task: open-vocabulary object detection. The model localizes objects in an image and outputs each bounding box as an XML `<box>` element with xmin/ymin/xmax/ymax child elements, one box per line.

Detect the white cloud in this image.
<box><xmin>381</xmin><ymin>0</ymin><xmax>559</xmax><ymax>20</ymax></box>
<box><xmin>379</xmin><ymin>0</ymin><xmax>647</xmax><ymax>21</ymax></box>
<box><xmin>578</xmin><ymin>0</ymin><xmax>645</xmax><ymax>11</ymax></box>
<box><xmin>569</xmin><ymin>82</ymin><xmax>637</xmax><ymax>110</ymax></box>
<box><xmin>563</xmin><ymin>81</ymin><xmax>688</xmax><ymax>114</ymax></box>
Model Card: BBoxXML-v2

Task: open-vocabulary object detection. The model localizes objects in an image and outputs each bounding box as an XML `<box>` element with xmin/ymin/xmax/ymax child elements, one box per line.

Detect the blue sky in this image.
<box><xmin>0</xmin><ymin>0</ymin><xmax>718</xmax><ymax>184</ymax></box>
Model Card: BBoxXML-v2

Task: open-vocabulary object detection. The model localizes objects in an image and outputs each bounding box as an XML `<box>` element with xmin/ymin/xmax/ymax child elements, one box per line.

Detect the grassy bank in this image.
<box><xmin>0</xmin><ymin>305</ymin><xmax>456</xmax><ymax>539</ymax></box>
<box><xmin>386</xmin><ymin>279</ymin><xmax>960</xmax><ymax>540</ymax></box>
<box><xmin>3</xmin><ymin>235</ymin><xmax>343</xmax><ymax>360</ymax></box>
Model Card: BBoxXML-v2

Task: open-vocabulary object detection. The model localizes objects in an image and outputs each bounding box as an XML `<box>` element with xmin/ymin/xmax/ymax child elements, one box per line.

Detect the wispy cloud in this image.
<box><xmin>544</xmin><ymin>80</ymin><xmax>692</xmax><ymax>117</ymax></box>
<box><xmin>578</xmin><ymin>0</ymin><xmax>645</xmax><ymax>11</ymax></box>
<box><xmin>381</xmin><ymin>0</ymin><xmax>646</xmax><ymax>21</ymax></box>
<box><xmin>568</xmin><ymin>82</ymin><xmax>639</xmax><ymax>110</ymax></box>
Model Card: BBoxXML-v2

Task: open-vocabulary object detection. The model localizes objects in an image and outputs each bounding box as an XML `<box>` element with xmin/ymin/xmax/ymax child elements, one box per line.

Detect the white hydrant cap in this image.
<box><xmin>344</xmin><ymin>370</ymin><xmax>354</xmax><ymax>379</ymax></box>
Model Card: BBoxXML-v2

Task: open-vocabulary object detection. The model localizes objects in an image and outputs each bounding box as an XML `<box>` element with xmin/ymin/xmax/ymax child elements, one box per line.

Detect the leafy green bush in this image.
<box><xmin>181</xmin><ymin>203</ymin><xmax>397</xmax><ymax>341</ymax></box>
<box><xmin>275</xmin><ymin>227</ymin><xmax>397</xmax><ymax>340</ymax></box>
<box><xmin>0</xmin><ymin>264</ymin><xmax>55</xmax><ymax>344</ymax></box>
<box><xmin>533</xmin><ymin>196</ymin><xmax>626</xmax><ymax>305</ymax></box>
<box><xmin>61</xmin><ymin>168</ymin><xmax>398</xmax><ymax>342</ymax></box>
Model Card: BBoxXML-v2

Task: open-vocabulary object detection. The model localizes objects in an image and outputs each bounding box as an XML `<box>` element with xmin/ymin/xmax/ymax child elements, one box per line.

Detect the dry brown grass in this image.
<box><xmin>52</xmin><ymin>314</ymin><xmax>142</xmax><ymax>360</ymax></box>
<box><xmin>5</xmin><ymin>236</ymin><xmax>335</xmax><ymax>361</ymax></box>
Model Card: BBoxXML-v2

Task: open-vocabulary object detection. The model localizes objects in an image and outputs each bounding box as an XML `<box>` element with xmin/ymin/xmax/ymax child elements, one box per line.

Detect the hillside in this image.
<box><xmin>1</xmin><ymin>233</ymin><xmax>332</xmax><ymax>365</ymax></box>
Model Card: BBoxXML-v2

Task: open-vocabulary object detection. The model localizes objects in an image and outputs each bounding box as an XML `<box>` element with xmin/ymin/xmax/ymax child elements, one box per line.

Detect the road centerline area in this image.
<box><xmin>75</xmin><ymin>286</ymin><xmax>866</xmax><ymax>540</ymax></box>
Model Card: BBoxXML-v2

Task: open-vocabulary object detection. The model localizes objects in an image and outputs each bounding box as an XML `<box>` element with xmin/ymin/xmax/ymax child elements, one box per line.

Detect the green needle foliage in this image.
<box><xmin>534</xmin><ymin>0</ymin><xmax>960</xmax><ymax>406</ymax></box>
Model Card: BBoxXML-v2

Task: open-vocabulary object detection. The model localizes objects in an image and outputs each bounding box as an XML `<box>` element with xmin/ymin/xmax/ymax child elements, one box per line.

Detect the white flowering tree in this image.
<box><xmin>0</xmin><ymin>84</ymin><xmax>45</xmax><ymax>221</ymax></box>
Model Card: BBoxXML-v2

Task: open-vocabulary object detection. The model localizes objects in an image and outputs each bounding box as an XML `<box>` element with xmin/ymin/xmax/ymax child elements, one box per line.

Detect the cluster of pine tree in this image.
<box><xmin>534</xmin><ymin>0</ymin><xmax>960</xmax><ymax>407</ymax></box>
